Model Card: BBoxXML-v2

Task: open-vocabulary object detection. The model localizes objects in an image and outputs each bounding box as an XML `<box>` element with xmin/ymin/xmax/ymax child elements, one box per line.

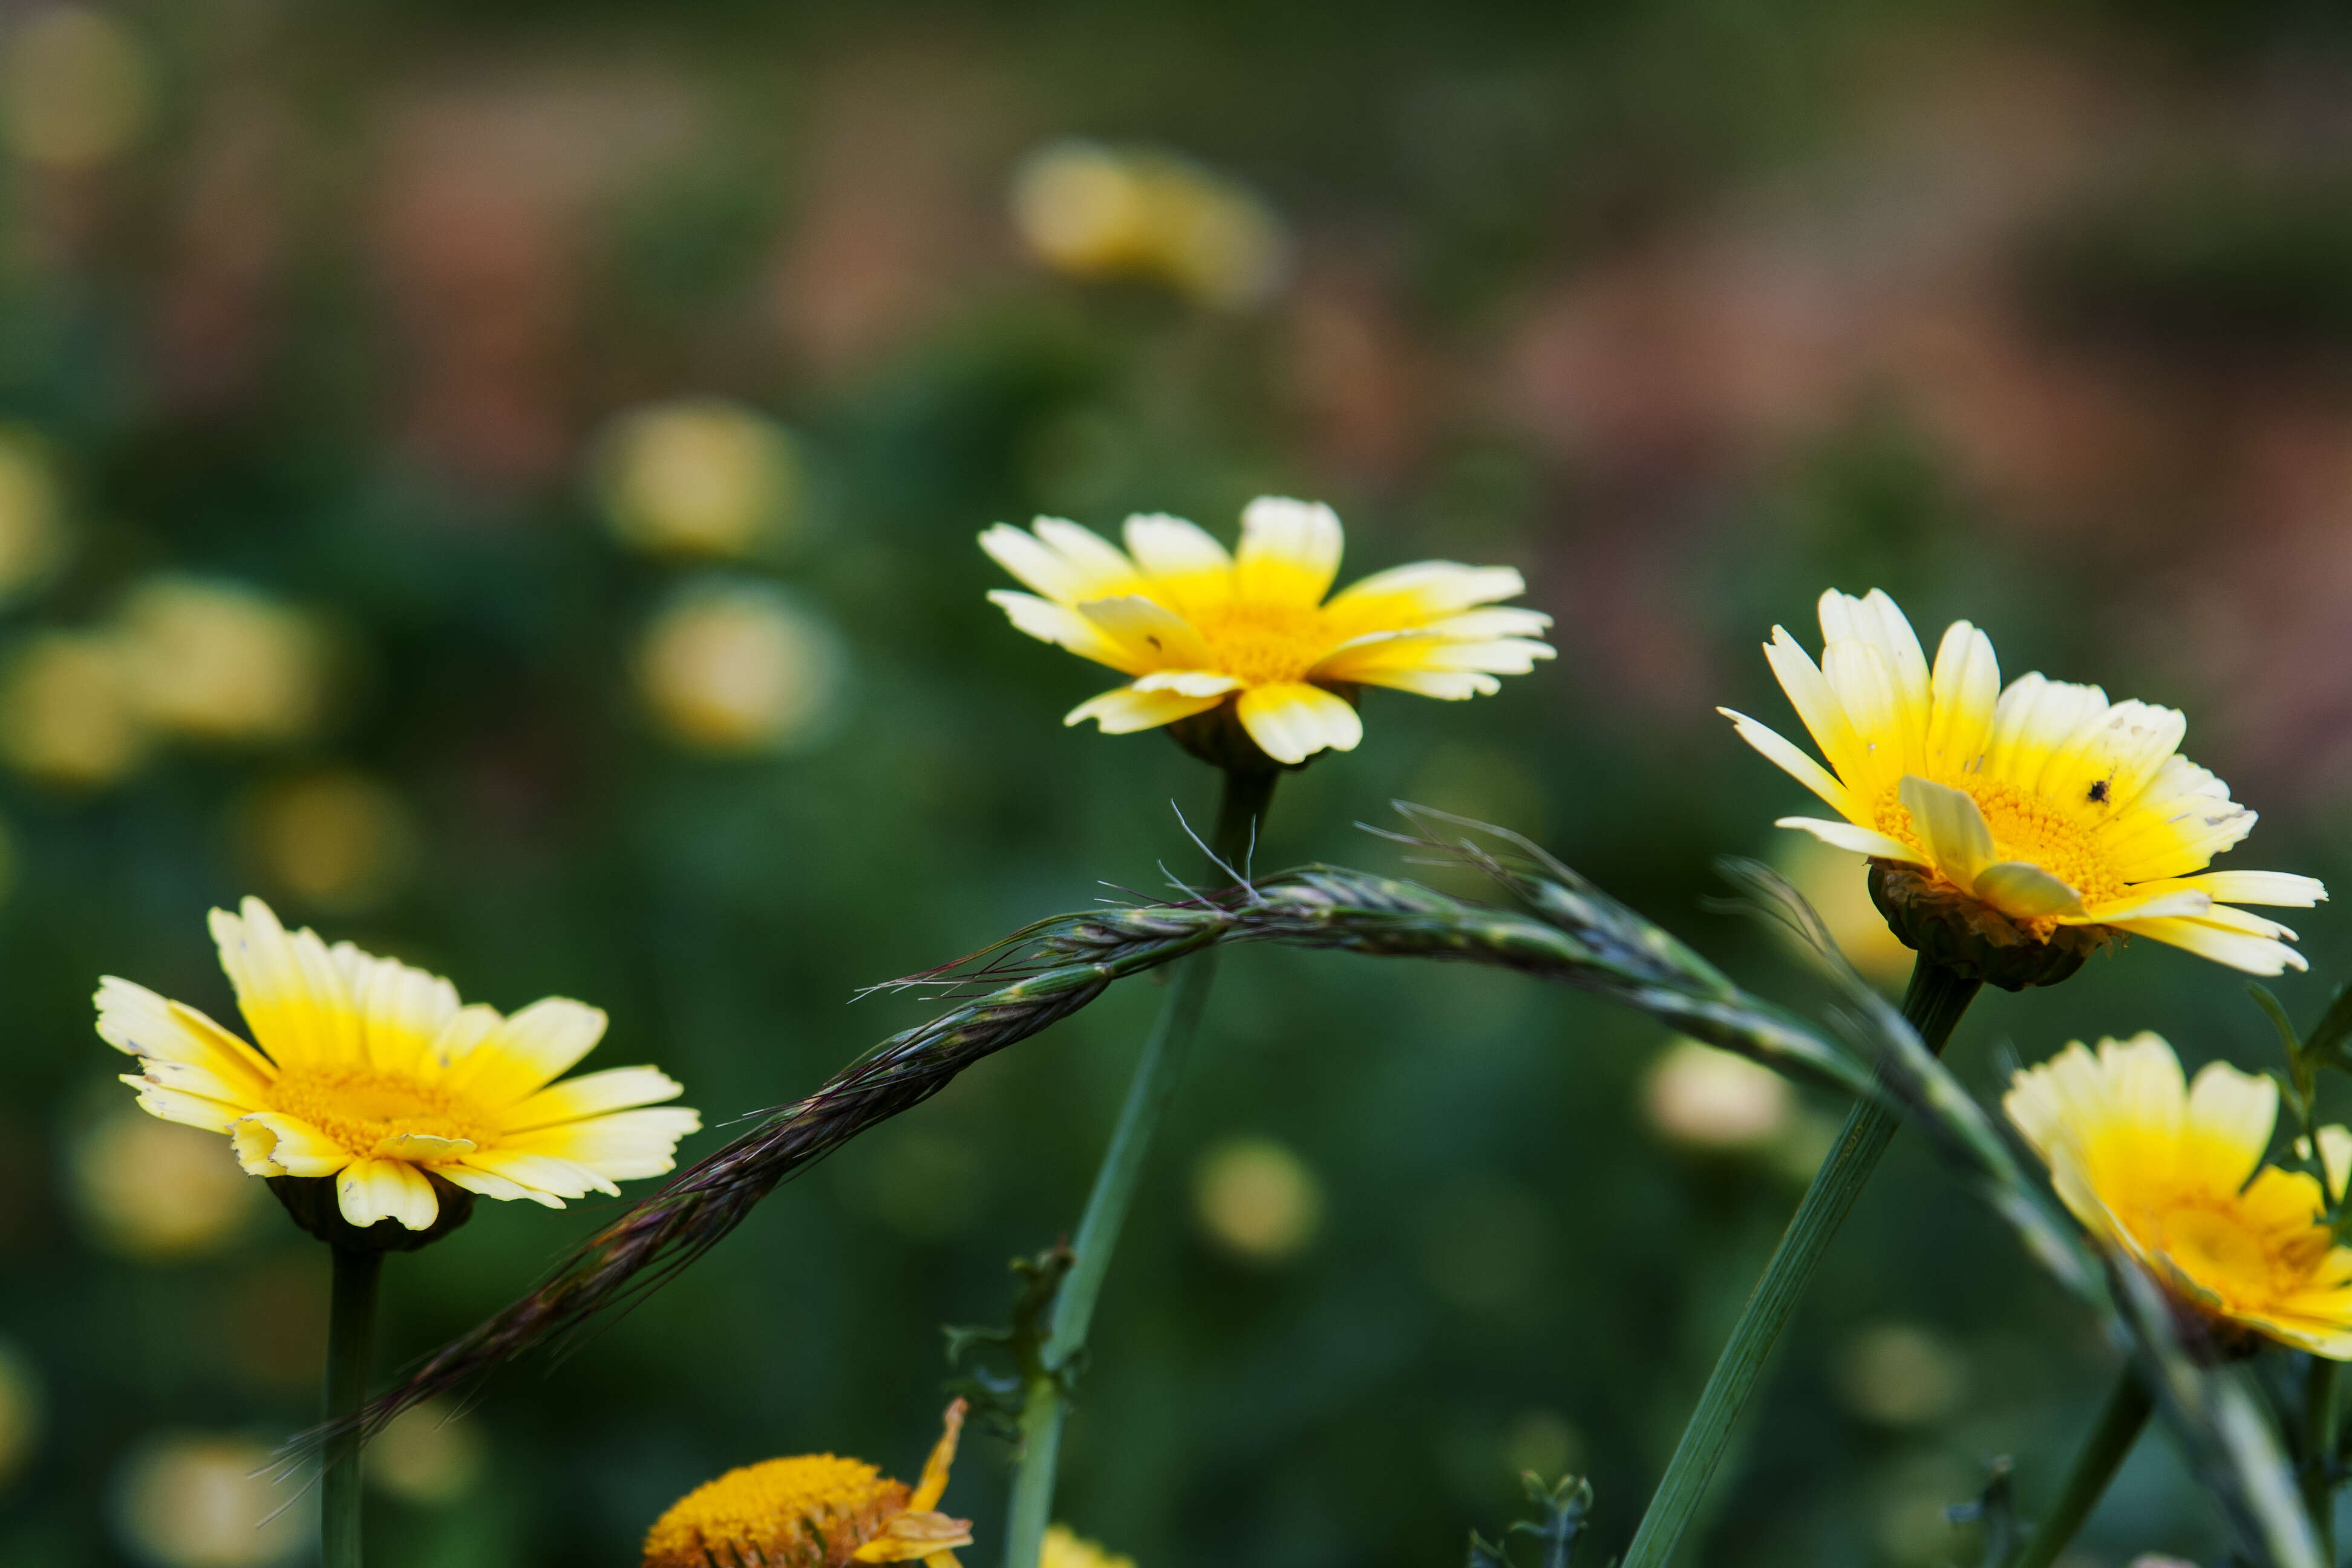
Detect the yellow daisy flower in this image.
<box><xmin>98</xmin><ymin>897</ymin><xmax>698</xmax><ymax>1234</ymax></box>
<box><xmin>642</xmin><ymin>1400</ymin><xmax>971</xmax><ymax>1568</ymax></box>
<box><xmin>2005</xmin><ymin>1033</ymin><xmax>2352</xmax><ymax>1356</ymax></box>
<box><xmin>1722</xmin><ymin>589</ymin><xmax>2324</xmax><ymax>976</ymax></box>
<box><xmin>1043</xmin><ymin>1524</ymin><xmax>1137</xmax><ymax>1568</ymax></box>
<box><xmin>981</xmin><ymin>497</ymin><xmax>1553</xmax><ymax>766</ymax></box>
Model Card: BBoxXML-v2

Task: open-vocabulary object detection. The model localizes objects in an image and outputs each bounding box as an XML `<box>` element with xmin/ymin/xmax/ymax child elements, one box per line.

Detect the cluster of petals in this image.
<box><xmin>2006</xmin><ymin>1033</ymin><xmax>2352</xmax><ymax>1357</ymax></box>
<box><xmin>100</xmin><ymin>897</ymin><xmax>697</xmax><ymax>1231</ymax></box>
<box><xmin>1722</xmin><ymin>588</ymin><xmax>2324</xmax><ymax>975</ymax></box>
<box><xmin>981</xmin><ymin>497</ymin><xmax>1553</xmax><ymax>765</ymax></box>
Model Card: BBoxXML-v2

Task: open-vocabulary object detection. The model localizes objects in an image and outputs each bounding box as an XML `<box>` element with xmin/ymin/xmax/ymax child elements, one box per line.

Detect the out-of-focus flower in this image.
<box><xmin>113</xmin><ymin>1432</ymin><xmax>306</xmax><ymax>1568</ymax></box>
<box><xmin>982</xmin><ymin>498</ymin><xmax>1552</xmax><ymax>767</ymax></box>
<box><xmin>2007</xmin><ymin>1033</ymin><xmax>2352</xmax><ymax>1356</ymax></box>
<box><xmin>635</xmin><ymin>579</ymin><xmax>848</xmax><ymax>754</ymax></box>
<box><xmin>2128</xmin><ymin>1557</ymin><xmax>2201</xmax><ymax>1567</ymax></box>
<box><xmin>113</xmin><ymin>575</ymin><xmax>331</xmax><ymax>745</ymax></box>
<box><xmin>642</xmin><ymin>1400</ymin><xmax>969</xmax><ymax>1568</ymax></box>
<box><xmin>596</xmin><ymin>399</ymin><xmax>806</xmax><ymax>560</ymax></box>
<box><xmin>237</xmin><ymin>771</ymin><xmax>419</xmax><ymax>915</ymax></box>
<box><xmin>1723</xmin><ymin>589</ymin><xmax>2324</xmax><ymax>984</ymax></box>
<box><xmin>1414</xmin><ymin>1177</ymin><xmax>1549</xmax><ymax>1313</ymax></box>
<box><xmin>0</xmin><ymin>1336</ymin><xmax>41</xmax><ymax>1491</ymax></box>
<box><xmin>99</xmin><ymin>895</ymin><xmax>698</xmax><ymax>1236</ymax></box>
<box><xmin>0</xmin><ymin>428</ymin><xmax>68</xmax><ymax>604</ymax></box>
<box><xmin>365</xmin><ymin>1399</ymin><xmax>485</xmax><ymax>1506</ymax></box>
<box><xmin>1010</xmin><ymin>140</ymin><xmax>1287</xmax><ymax>310</ymax></box>
<box><xmin>1835</xmin><ymin>1321</ymin><xmax>1969</xmax><ymax>1427</ymax></box>
<box><xmin>1043</xmin><ymin>1524</ymin><xmax>1136</xmax><ymax>1568</ymax></box>
<box><xmin>0</xmin><ymin>629</ymin><xmax>149</xmax><ymax>788</ymax></box>
<box><xmin>1193</xmin><ymin>1137</ymin><xmax>1322</xmax><ymax>1263</ymax></box>
<box><xmin>71</xmin><ymin>1104</ymin><xmax>258</xmax><ymax>1259</ymax></box>
<box><xmin>1642</xmin><ymin>1038</ymin><xmax>1792</xmax><ymax>1151</ymax></box>
<box><xmin>1</xmin><ymin>7</ymin><xmax>151</xmax><ymax>171</ymax></box>
<box><xmin>1772</xmin><ymin>835</ymin><xmax>1914</xmax><ymax>987</ymax></box>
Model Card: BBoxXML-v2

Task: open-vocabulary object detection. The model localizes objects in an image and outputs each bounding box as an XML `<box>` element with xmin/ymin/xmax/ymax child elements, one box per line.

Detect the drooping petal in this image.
<box><xmin>1233</xmin><ymin>496</ymin><xmax>1344</xmax><ymax>606</ymax></box>
<box><xmin>1064</xmin><ymin>683</ymin><xmax>1226</xmax><ymax>734</ymax></box>
<box><xmin>1760</xmin><ymin>627</ymin><xmax>1870</xmax><ymax>795</ymax></box>
<box><xmin>436</xmin><ymin>1163</ymin><xmax>565</xmax><ymax>1208</ymax></box>
<box><xmin>94</xmin><ymin>976</ymin><xmax>277</xmax><ymax>1095</ymax></box>
<box><xmin>1898</xmin><ymin>777</ymin><xmax>1994</xmax><ymax>889</ymax></box>
<box><xmin>120</xmin><ymin>1076</ymin><xmax>245</xmax><ymax>1132</ymax></box>
<box><xmin>1971</xmin><ymin>861</ymin><xmax>2086</xmax><ymax>920</ymax></box>
<box><xmin>1131</xmin><ymin>669</ymin><xmax>1244</xmax><ymax>697</ymax></box>
<box><xmin>1774</xmin><ymin>815</ymin><xmax>1926</xmax><ymax>863</ymax></box>
<box><xmin>1720</xmin><ymin>709</ymin><xmax>1862</xmax><ymax>822</ymax></box>
<box><xmin>985</xmin><ymin>590</ymin><xmax>1146</xmax><ymax>673</ymax></box>
<box><xmin>1074</xmin><ymin>595</ymin><xmax>1215</xmax><ymax>669</ymax></box>
<box><xmin>1234</xmin><ymin>683</ymin><xmax>1362</xmax><ymax>765</ymax></box>
<box><xmin>451</xmin><ymin>1148</ymin><xmax>616</xmax><ymax>1200</ymax></box>
<box><xmin>2161</xmin><ymin>870</ymin><xmax>2327</xmax><ymax>908</ymax></box>
<box><xmin>228</xmin><ymin>1111</ymin><xmax>351</xmax><ymax>1178</ymax></box>
<box><xmin>336</xmin><ymin>1157</ymin><xmax>439</xmax><ymax>1230</ymax></box>
<box><xmin>501</xmin><ymin>1106</ymin><xmax>701</xmax><ymax>1182</ymax></box>
<box><xmin>1342</xmin><ymin>668</ymin><xmax>1500</xmax><ymax>699</ymax></box>
<box><xmin>2110</xmin><ymin>915</ymin><xmax>2307</xmax><ymax>976</ymax></box>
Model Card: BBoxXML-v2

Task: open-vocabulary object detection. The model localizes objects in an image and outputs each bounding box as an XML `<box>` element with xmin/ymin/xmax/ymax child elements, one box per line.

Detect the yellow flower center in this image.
<box><xmin>264</xmin><ymin>1067</ymin><xmax>489</xmax><ymax>1158</ymax></box>
<box><xmin>1183</xmin><ymin>601</ymin><xmax>1336</xmax><ymax>686</ymax></box>
<box><xmin>641</xmin><ymin>1455</ymin><xmax>907</xmax><ymax>1568</ymax></box>
<box><xmin>1873</xmin><ymin>777</ymin><xmax>2128</xmax><ymax>908</ymax></box>
<box><xmin>2117</xmin><ymin>1186</ymin><xmax>2337</xmax><ymax>1315</ymax></box>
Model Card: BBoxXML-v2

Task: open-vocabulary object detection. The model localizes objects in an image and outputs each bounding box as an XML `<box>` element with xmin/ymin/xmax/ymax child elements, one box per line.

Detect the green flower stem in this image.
<box><xmin>2012</xmin><ymin>1368</ymin><xmax>2154</xmax><ymax>1568</ymax></box>
<box><xmin>2304</xmin><ymin>1354</ymin><xmax>2339</xmax><ymax>1560</ymax></box>
<box><xmin>322</xmin><ymin>1246</ymin><xmax>383</xmax><ymax>1568</ymax></box>
<box><xmin>1002</xmin><ymin>765</ymin><xmax>1278</xmax><ymax>1568</ymax></box>
<box><xmin>1621</xmin><ymin>957</ymin><xmax>1981</xmax><ymax>1568</ymax></box>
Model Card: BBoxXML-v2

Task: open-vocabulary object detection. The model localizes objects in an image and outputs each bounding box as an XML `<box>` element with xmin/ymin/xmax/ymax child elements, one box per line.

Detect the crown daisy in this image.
<box><xmin>1721</xmin><ymin>589</ymin><xmax>2324</xmax><ymax>982</ymax></box>
<box><xmin>1044</xmin><ymin>1525</ymin><xmax>1138</xmax><ymax>1568</ymax></box>
<box><xmin>981</xmin><ymin>497</ymin><xmax>1553</xmax><ymax>768</ymax></box>
<box><xmin>98</xmin><ymin>896</ymin><xmax>697</xmax><ymax>1242</ymax></box>
<box><xmin>2005</xmin><ymin>1033</ymin><xmax>2352</xmax><ymax>1356</ymax></box>
<box><xmin>643</xmin><ymin>1400</ymin><xmax>971</xmax><ymax>1568</ymax></box>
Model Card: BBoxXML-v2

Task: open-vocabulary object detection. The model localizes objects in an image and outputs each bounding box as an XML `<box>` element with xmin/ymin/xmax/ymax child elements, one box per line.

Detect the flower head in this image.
<box><xmin>643</xmin><ymin>1400</ymin><xmax>970</xmax><ymax>1568</ymax></box>
<box><xmin>2005</xmin><ymin>1033</ymin><xmax>2352</xmax><ymax>1357</ymax></box>
<box><xmin>1722</xmin><ymin>589</ymin><xmax>2324</xmax><ymax>979</ymax></box>
<box><xmin>982</xmin><ymin>498</ymin><xmax>1553</xmax><ymax>767</ymax></box>
<box><xmin>1043</xmin><ymin>1525</ymin><xmax>1137</xmax><ymax>1568</ymax></box>
<box><xmin>99</xmin><ymin>897</ymin><xmax>698</xmax><ymax>1240</ymax></box>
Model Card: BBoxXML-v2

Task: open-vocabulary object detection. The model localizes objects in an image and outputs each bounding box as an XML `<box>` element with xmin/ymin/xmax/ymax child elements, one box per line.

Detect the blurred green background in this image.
<box><xmin>5</xmin><ymin>2</ymin><xmax>2352</xmax><ymax>1564</ymax></box>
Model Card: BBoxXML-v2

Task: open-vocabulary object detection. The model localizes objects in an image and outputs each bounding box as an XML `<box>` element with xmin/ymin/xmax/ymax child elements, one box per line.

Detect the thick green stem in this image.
<box><xmin>2304</xmin><ymin>1355</ymin><xmax>2339</xmax><ymax>1561</ymax></box>
<box><xmin>1620</xmin><ymin>958</ymin><xmax>1981</xmax><ymax>1568</ymax></box>
<box><xmin>322</xmin><ymin>1246</ymin><xmax>382</xmax><ymax>1568</ymax></box>
<box><xmin>2012</xmin><ymin>1369</ymin><xmax>2154</xmax><ymax>1568</ymax></box>
<box><xmin>1002</xmin><ymin>766</ymin><xmax>1278</xmax><ymax>1568</ymax></box>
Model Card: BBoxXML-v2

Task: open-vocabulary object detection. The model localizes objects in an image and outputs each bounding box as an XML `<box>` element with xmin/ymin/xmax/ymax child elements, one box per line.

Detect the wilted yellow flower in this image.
<box><xmin>1042</xmin><ymin>1524</ymin><xmax>1137</xmax><ymax>1568</ymax></box>
<box><xmin>0</xmin><ymin>629</ymin><xmax>149</xmax><ymax>787</ymax></box>
<box><xmin>114</xmin><ymin>576</ymin><xmax>329</xmax><ymax>745</ymax></box>
<box><xmin>636</xmin><ymin>579</ymin><xmax>847</xmax><ymax>753</ymax></box>
<box><xmin>112</xmin><ymin>1431</ymin><xmax>305</xmax><ymax>1568</ymax></box>
<box><xmin>1723</xmin><ymin>589</ymin><xmax>2323</xmax><ymax>978</ymax></box>
<box><xmin>1194</xmin><ymin>1137</ymin><xmax>1322</xmax><ymax>1262</ymax></box>
<box><xmin>1642</xmin><ymin>1038</ymin><xmax>1792</xmax><ymax>1151</ymax></box>
<box><xmin>983</xmin><ymin>498</ymin><xmax>1552</xmax><ymax>766</ymax></box>
<box><xmin>238</xmin><ymin>771</ymin><xmax>418</xmax><ymax>914</ymax></box>
<box><xmin>0</xmin><ymin>428</ymin><xmax>68</xmax><ymax>603</ymax></box>
<box><xmin>2006</xmin><ymin>1033</ymin><xmax>2352</xmax><ymax>1356</ymax></box>
<box><xmin>644</xmin><ymin>1400</ymin><xmax>970</xmax><ymax>1568</ymax></box>
<box><xmin>1011</xmin><ymin>140</ymin><xmax>1287</xmax><ymax>310</ymax></box>
<box><xmin>598</xmin><ymin>399</ymin><xmax>805</xmax><ymax>559</ymax></box>
<box><xmin>71</xmin><ymin>1103</ymin><xmax>259</xmax><ymax>1259</ymax></box>
<box><xmin>99</xmin><ymin>896</ymin><xmax>697</xmax><ymax>1234</ymax></box>
<box><xmin>1</xmin><ymin>7</ymin><xmax>151</xmax><ymax>171</ymax></box>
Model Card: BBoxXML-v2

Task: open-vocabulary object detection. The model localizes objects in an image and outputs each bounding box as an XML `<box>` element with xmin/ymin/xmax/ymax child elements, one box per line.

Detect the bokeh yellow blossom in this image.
<box><xmin>636</xmin><ymin>579</ymin><xmax>848</xmax><ymax>753</ymax></box>
<box><xmin>0</xmin><ymin>629</ymin><xmax>149</xmax><ymax>788</ymax></box>
<box><xmin>0</xmin><ymin>428</ymin><xmax>68</xmax><ymax>604</ymax></box>
<box><xmin>1042</xmin><ymin>1524</ymin><xmax>1137</xmax><ymax>1568</ymax></box>
<box><xmin>100</xmin><ymin>896</ymin><xmax>697</xmax><ymax>1233</ymax></box>
<box><xmin>112</xmin><ymin>1432</ymin><xmax>305</xmax><ymax>1568</ymax></box>
<box><xmin>1724</xmin><ymin>589</ymin><xmax>2324</xmax><ymax>976</ymax></box>
<box><xmin>71</xmin><ymin>1103</ymin><xmax>258</xmax><ymax>1259</ymax></box>
<box><xmin>2006</xmin><ymin>1033</ymin><xmax>2352</xmax><ymax>1355</ymax></box>
<box><xmin>1194</xmin><ymin>1137</ymin><xmax>1322</xmax><ymax>1263</ymax></box>
<box><xmin>643</xmin><ymin>1400</ymin><xmax>969</xmax><ymax>1568</ymax></box>
<box><xmin>1641</xmin><ymin>1038</ymin><xmax>1792</xmax><ymax>1151</ymax></box>
<box><xmin>237</xmin><ymin>771</ymin><xmax>419</xmax><ymax>914</ymax></box>
<box><xmin>983</xmin><ymin>498</ymin><xmax>1552</xmax><ymax>766</ymax></box>
<box><xmin>1011</xmin><ymin>140</ymin><xmax>1287</xmax><ymax>310</ymax></box>
<box><xmin>1</xmin><ymin>7</ymin><xmax>151</xmax><ymax>171</ymax></box>
<box><xmin>113</xmin><ymin>575</ymin><xmax>330</xmax><ymax>745</ymax></box>
<box><xmin>0</xmin><ymin>1337</ymin><xmax>40</xmax><ymax>1492</ymax></box>
<box><xmin>597</xmin><ymin>399</ymin><xmax>806</xmax><ymax>559</ymax></box>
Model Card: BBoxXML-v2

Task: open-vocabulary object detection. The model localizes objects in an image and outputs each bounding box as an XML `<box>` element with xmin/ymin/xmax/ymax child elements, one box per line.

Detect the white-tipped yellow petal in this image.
<box><xmin>437</xmin><ymin>1163</ymin><xmax>565</xmax><ymax>1208</ymax></box>
<box><xmin>987</xmin><ymin>590</ymin><xmax>1145</xmax><ymax>673</ymax></box>
<box><xmin>979</xmin><ymin>523</ymin><xmax>1086</xmax><ymax>602</ymax></box>
<box><xmin>500</xmin><ymin>1065</ymin><xmax>685</xmax><ymax>1133</ymax></box>
<box><xmin>2111</xmin><ymin>915</ymin><xmax>2308</xmax><ymax>976</ymax></box>
<box><xmin>1122</xmin><ymin>512</ymin><xmax>1232</xmax><ymax>584</ymax></box>
<box><xmin>349</xmin><ymin>952</ymin><xmax>463</xmax><ymax>1077</ymax></box>
<box><xmin>2317</xmin><ymin>1126</ymin><xmax>2352</xmax><ymax>1201</ymax></box>
<box><xmin>1343</xmin><ymin>668</ymin><xmax>1500</xmax><ymax>699</ymax></box>
<box><xmin>1323</xmin><ymin>560</ymin><xmax>1524</xmax><ymax>622</ymax></box>
<box><xmin>2184</xmin><ymin>1062</ymin><xmax>2279</xmax><ymax>1180</ymax></box>
<box><xmin>94</xmin><ymin>976</ymin><xmax>277</xmax><ymax>1092</ymax></box>
<box><xmin>337</xmin><ymin>1157</ymin><xmax>439</xmax><ymax>1230</ymax></box>
<box><xmin>2167</xmin><ymin>871</ymin><xmax>2327</xmax><ymax>907</ymax></box>
<box><xmin>1821</xmin><ymin>640</ymin><xmax>1909</xmax><ymax>788</ymax></box>
<box><xmin>1719</xmin><ymin>708</ymin><xmax>1861</xmax><ymax>822</ymax></box>
<box><xmin>445</xmin><ymin>998</ymin><xmax>610</xmax><ymax>1108</ymax></box>
<box><xmin>228</xmin><ymin>1112</ymin><xmax>351</xmax><ymax>1178</ymax></box>
<box><xmin>1762</xmin><ymin>627</ymin><xmax>1871</xmax><ymax>794</ymax></box>
<box><xmin>1971</xmin><ymin>861</ymin><xmax>2086</xmax><ymax>920</ymax></box>
<box><xmin>1234</xmin><ymin>495</ymin><xmax>1344</xmax><ymax>606</ymax></box>
<box><xmin>376</xmin><ymin>1132</ymin><xmax>475</xmax><ymax>1161</ymax></box>
<box><xmin>1064</xmin><ymin>682</ymin><xmax>1226</xmax><ymax>734</ymax></box>
<box><xmin>122</xmin><ymin>1076</ymin><xmax>245</xmax><ymax>1132</ymax></box>
<box><xmin>503</xmin><ymin>1105</ymin><xmax>701</xmax><ymax>1181</ymax></box>
<box><xmin>1234</xmin><ymin>683</ymin><xmax>1361</xmax><ymax>765</ymax></box>
<box><xmin>2074</xmin><ymin>888</ymin><xmax>2214</xmax><ymax>924</ymax></box>
<box><xmin>1030</xmin><ymin>518</ymin><xmax>1143</xmax><ymax>601</ymax></box>
<box><xmin>1131</xmin><ymin>668</ymin><xmax>1244</xmax><ymax>697</ymax></box>
<box><xmin>1774</xmin><ymin>815</ymin><xmax>1925</xmax><ymax>863</ymax></box>
<box><xmin>1075</xmin><ymin>594</ymin><xmax>1216</xmax><ymax>669</ymax></box>
<box><xmin>458</xmin><ymin>1148</ymin><xmax>618</xmax><ymax>1200</ymax></box>
<box><xmin>1925</xmin><ymin>620</ymin><xmax>1999</xmax><ymax>776</ymax></box>
<box><xmin>1898</xmin><ymin>776</ymin><xmax>1995</xmax><ymax>888</ymax></box>
<box><xmin>2037</xmin><ymin>699</ymin><xmax>2185</xmax><ymax>817</ymax></box>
